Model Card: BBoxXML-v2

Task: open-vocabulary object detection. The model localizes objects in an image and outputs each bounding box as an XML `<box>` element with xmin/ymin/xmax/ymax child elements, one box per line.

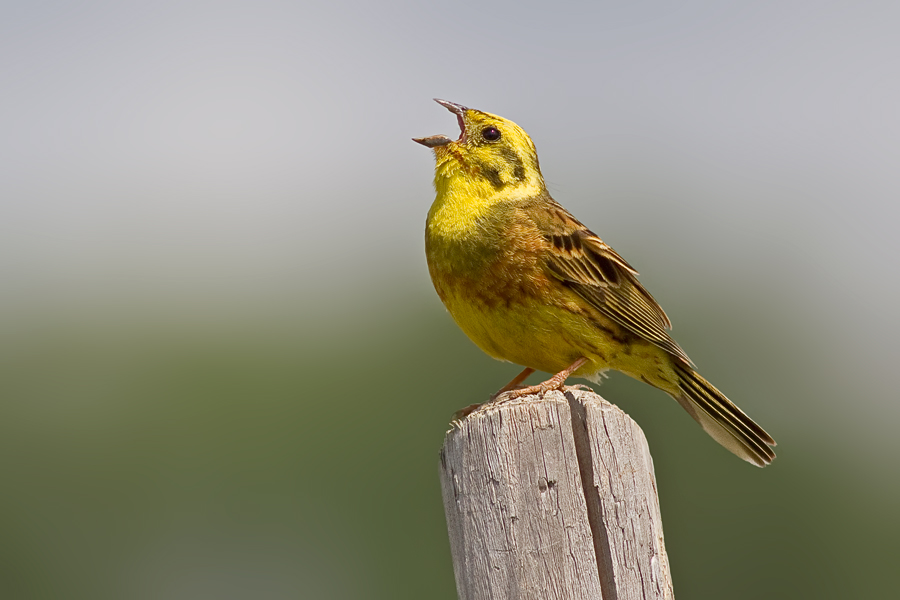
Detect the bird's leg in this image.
<box><xmin>490</xmin><ymin>367</ymin><xmax>536</xmax><ymax>400</ymax></box>
<box><xmin>454</xmin><ymin>360</ymin><xmax>586</xmax><ymax>421</ymax></box>
<box><xmin>453</xmin><ymin>368</ymin><xmax>536</xmax><ymax>420</ymax></box>
<box><xmin>499</xmin><ymin>357</ymin><xmax>588</xmax><ymax>400</ymax></box>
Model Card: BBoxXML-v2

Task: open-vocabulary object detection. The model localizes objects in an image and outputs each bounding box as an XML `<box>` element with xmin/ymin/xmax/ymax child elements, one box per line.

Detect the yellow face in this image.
<box><xmin>414</xmin><ymin>99</ymin><xmax>545</xmax><ymax>200</ymax></box>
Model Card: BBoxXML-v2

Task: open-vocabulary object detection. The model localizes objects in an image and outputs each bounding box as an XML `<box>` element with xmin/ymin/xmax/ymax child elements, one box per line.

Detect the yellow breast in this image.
<box><xmin>425</xmin><ymin>196</ymin><xmax>591</xmax><ymax>374</ymax></box>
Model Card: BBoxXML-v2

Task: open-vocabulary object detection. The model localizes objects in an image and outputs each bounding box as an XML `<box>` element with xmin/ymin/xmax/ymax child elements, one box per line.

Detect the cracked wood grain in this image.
<box><xmin>439</xmin><ymin>389</ymin><xmax>673</xmax><ymax>600</ymax></box>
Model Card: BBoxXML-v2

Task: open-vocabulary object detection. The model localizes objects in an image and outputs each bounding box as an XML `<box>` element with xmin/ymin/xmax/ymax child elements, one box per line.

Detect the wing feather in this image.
<box><xmin>527</xmin><ymin>196</ymin><xmax>692</xmax><ymax>365</ymax></box>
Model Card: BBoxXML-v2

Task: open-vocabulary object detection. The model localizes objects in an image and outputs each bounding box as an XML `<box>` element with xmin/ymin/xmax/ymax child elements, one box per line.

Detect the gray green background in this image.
<box><xmin>2</xmin><ymin>1</ymin><xmax>897</xmax><ymax>598</ymax></box>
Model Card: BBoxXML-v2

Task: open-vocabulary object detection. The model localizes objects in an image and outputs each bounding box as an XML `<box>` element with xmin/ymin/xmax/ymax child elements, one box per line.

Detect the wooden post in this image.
<box><xmin>439</xmin><ymin>389</ymin><xmax>674</xmax><ymax>600</ymax></box>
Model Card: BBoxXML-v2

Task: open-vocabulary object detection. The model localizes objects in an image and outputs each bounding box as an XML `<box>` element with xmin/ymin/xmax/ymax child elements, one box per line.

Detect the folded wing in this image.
<box><xmin>528</xmin><ymin>196</ymin><xmax>692</xmax><ymax>365</ymax></box>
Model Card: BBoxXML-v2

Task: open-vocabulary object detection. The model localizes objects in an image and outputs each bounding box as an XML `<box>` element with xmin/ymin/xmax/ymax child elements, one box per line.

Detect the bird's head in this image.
<box><xmin>414</xmin><ymin>99</ymin><xmax>545</xmax><ymax>200</ymax></box>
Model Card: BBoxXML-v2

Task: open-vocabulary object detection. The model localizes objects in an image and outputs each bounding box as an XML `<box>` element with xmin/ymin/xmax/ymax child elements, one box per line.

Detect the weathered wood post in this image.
<box><xmin>439</xmin><ymin>389</ymin><xmax>674</xmax><ymax>600</ymax></box>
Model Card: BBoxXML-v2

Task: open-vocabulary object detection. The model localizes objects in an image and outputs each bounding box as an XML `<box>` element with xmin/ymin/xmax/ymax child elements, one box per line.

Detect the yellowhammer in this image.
<box><xmin>414</xmin><ymin>99</ymin><xmax>775</xmax><ymax>467</ymax></box>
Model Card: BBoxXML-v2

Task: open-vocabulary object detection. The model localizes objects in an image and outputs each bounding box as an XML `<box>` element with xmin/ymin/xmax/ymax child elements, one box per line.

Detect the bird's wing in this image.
<box><xmin>526</xmin><ymin>196</ymin><xmax>693</xmax><ymax>365</ymax></box>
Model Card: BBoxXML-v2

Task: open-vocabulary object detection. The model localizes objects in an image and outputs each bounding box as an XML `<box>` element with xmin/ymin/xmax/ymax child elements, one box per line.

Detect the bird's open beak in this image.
<box><xmin>413</xmin><ymin>98</ymin><xmax>469</xmax><ymax>147</ymax></box>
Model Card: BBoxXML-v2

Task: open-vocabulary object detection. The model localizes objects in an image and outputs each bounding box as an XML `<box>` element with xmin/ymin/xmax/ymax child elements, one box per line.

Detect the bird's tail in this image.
<box><xmin>671</xmin><ymin>362</ymin><xmax>776</xmax><ymax>467</ymax></box>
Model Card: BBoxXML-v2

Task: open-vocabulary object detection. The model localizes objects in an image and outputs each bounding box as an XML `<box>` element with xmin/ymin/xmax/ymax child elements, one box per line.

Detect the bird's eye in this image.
<box><xmin>482</xmin><ymin>126</ymin><xmax>501</xmax><ymax>141</ymax></box>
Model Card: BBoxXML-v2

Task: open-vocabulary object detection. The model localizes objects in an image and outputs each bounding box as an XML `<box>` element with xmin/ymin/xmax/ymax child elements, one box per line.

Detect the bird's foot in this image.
<box><xmin>454</xmin><ymin>358</ymin><xmax>589</xmax><ymax>422</ymax></box>
<box><xmin>493</xmin><ymin>357</ymin><xmax>589</xmax><ymax>402</ymax></box>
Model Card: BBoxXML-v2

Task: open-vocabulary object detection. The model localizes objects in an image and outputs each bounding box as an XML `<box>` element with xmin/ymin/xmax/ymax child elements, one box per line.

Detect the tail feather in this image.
<box><xmin>672</xmin><ymin>362</ymin><xmax>776</xmax><ymax>467</ymax></box>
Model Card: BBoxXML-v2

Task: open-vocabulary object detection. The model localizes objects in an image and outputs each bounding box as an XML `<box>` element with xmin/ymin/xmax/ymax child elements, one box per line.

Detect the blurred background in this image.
<box><xmin>1</xmin><ymin>1</ymin><xmax>897</xmax><ymax>598</ymax></box>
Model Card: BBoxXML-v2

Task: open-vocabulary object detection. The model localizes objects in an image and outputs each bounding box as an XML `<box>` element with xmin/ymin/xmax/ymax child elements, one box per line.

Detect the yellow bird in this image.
<box><xmin>414</xmin><ymin>99</ymin><xmax>776</xmax><ymax>467</ymax></box>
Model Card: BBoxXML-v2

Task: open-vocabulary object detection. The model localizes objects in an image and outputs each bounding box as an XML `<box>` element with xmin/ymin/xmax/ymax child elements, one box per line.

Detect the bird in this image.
<box><xmin>414</xmin><ymin>99</ymin><xmax>776</xmax><ymax>467</ymax></box>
